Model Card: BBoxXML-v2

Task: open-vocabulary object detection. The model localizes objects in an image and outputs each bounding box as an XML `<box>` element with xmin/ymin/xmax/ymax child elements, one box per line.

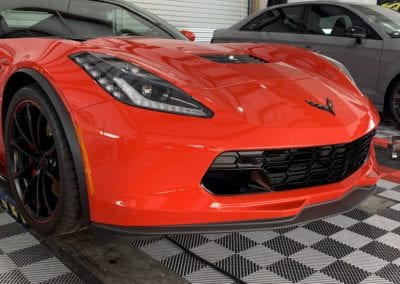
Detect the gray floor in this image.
<box><xmin>0</xmin><ymin>209</ymin><xmax>84</xmax><ymax>284</ymax></box>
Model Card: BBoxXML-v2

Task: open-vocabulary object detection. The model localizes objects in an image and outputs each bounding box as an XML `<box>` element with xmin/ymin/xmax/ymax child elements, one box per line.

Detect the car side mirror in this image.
<box><xmin>344</xmin><ymin>26</ymin><xmax>367</xmax><ymax>40</ymax></box>
<box><xmin>181</xmin><ymin>30</ymin><xmax>196</xmax><ymax>41</ymax></box>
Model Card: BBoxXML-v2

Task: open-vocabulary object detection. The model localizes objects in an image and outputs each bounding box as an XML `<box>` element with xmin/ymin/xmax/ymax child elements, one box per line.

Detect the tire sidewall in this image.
<box><xmin>4</xmin><ymin>86</ymin><xmax>68</xmax><ymax>235</ymax></box>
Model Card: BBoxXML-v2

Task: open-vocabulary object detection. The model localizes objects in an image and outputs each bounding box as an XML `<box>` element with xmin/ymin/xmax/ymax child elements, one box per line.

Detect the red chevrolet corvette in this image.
<box><xmin>0</xmin><ymin>0</ymin><xmax>379</xmax><ymax>237</ymax></box>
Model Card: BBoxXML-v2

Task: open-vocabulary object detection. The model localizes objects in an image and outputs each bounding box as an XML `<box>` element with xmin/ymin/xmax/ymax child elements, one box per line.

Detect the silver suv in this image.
<box><xmin>213</xmin><ymin>2</ymin><xmax>400</xmax><ymax>125</ymax></box>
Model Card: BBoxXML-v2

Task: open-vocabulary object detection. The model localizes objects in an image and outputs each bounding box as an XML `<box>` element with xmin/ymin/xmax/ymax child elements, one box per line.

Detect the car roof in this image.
<box><xmin>270</xmin><ymin>1</ymin><xmax>388</xmax><ymax>13</ymax></box>
<box><xmin>265</xmin><ymin>1</ymin><xmax>364</xmax><ymax>10</ymax></box>
<box><xmin>0</xmin><ymin>0</ymin><xmax>149</xmax><ymax>21</ymax></box>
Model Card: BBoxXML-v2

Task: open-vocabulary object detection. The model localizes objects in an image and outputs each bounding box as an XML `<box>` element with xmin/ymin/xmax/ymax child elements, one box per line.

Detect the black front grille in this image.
<box><xmin>263</xmin><ymin>131</ymin><xmax>375</xmax><ymax>190</ymax></box>
<box><xmin>204</xmin><ymin>131</ymin><xmax>375</xmax><ymax>195</ymax></box>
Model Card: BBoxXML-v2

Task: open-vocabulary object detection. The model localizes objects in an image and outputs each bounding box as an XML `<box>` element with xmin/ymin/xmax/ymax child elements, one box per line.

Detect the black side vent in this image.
<box><xmin>200</xmin><ymin>54</ymin><xmax>268</xmax><ymax>64</ymax></box>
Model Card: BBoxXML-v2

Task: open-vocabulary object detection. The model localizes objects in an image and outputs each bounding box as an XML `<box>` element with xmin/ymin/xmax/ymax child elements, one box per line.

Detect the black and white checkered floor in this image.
<box><xmin>0</xmin><ymin>119</ymin><xmax>400</xmax><ymax>284</ymax></box>
<box><xmin>0</xmin><ymin>208</ymin><xmax>84</xmax><ymax>283</ymax></box>
<box><xmin>375</xmin><ymin>115</ymin><xmax>399</xmax><ymax>139</ymax></box>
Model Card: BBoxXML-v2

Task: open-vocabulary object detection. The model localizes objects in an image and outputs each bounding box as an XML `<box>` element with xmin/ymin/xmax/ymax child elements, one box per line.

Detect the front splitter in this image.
<box><xmin>92</xmin><ymin>185</ymin><xmax>377</xmax><ymax>239</ymax></box>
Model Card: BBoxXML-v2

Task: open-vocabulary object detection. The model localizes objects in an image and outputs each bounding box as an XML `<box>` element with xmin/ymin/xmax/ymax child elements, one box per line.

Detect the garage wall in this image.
<box><xmin>128</xmin><ymin>0</ymin><xmax>249</xmax><ymax>42</ymax></box>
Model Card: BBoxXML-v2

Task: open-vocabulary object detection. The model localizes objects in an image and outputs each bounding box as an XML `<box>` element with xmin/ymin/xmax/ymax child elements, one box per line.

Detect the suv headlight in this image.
<box><xmin>71</xmin><ymin>52</ymin><xmax>213</xmax><ymax>118</ymax></box>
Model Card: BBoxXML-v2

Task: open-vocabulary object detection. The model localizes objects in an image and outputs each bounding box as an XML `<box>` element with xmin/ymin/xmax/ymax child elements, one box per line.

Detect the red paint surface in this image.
<box><xmin>0</xmin><ymin>38</ymin><xmax>380</xmax><ymax>227</ymax></box>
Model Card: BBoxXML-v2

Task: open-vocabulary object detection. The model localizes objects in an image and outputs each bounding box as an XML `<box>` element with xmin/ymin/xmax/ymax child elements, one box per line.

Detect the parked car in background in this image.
<box><xmin>212</xmin><ymin>2</ymin><xmax>400</xmax><ymax>126</ymax></box>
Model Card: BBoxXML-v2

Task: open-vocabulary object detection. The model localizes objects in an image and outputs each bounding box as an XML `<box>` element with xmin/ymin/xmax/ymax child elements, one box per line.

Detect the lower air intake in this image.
<box><xmin>203</xmin><ymin>131</ymin><xmax>375</xmax><ymax>195</ymax></box>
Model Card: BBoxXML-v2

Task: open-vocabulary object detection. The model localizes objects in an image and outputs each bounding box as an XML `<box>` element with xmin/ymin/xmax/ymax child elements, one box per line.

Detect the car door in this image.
<box><xmin>213</xmin><ymin>5</ymin><xmax>304</xmax><ymax>45</ymax></box>
<box><xmin>297</xmin><ymin>4</ymin><xmax>383</xmax><ymax>100</ymax></box>
<box><xmin>256</xmin><ymin>5</ymin><xmax>305</xmax><ymax>46</ymax></box>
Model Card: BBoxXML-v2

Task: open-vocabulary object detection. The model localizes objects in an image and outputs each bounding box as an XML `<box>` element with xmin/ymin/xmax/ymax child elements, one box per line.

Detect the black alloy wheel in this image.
<box><xmin>4</xmin><ymin>84</ymin><xmax>81</xmax><ymax>235</ymax></box>
<box><xmin>9</xmin><ymin>100</ymin><xmax>59</xmax><ymax>223</ymax></box>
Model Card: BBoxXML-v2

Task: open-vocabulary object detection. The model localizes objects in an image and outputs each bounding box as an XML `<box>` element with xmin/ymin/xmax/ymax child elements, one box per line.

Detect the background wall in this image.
<box><xmin>258</xmin><ymin>0</ymin><xmax>269</xmax><ymax>9</ymax></box>
<box><xmin>129</xmin><ymin>0</ymin><xmax>249</xmax><ymax>42</ymax></box>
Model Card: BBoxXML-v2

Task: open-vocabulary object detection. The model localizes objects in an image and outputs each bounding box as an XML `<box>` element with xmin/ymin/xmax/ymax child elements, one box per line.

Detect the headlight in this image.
<box><xmin>319</xmin><ymin>54</ymin><xmax>355</xmax><ymax>84</ymax></box>
<box><xmin>71</xmin><ymin>52</ymin><xmax>213</xmax><ymax>118</ymax></box>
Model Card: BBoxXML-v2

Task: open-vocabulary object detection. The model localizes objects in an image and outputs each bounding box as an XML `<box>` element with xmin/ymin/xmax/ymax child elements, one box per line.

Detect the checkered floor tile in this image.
<box><xmin>376</xmin><ymin>115</ymin><xmax>400</xmax><ymax>139</ymax></box>
<box><xmin>0</xmin><ymin>209</ymin><xmax>83</xmax><ymax>284</ymax></box>
<box><xmin>132</xmin><ymin>184</ymin><xmax>400</xmax><ymax>284</ymax></box>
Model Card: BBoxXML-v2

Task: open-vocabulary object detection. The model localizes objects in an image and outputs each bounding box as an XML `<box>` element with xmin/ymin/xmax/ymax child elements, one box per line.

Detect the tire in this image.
<box><xmin>389</xmin><ymin>80</ymin><xmax>400</xmax><ymax>127</ymax></box>
<box><xmin>4</xmin><ymin>84</ymin><xmax>82</xmax><ymax>235</ymax></box>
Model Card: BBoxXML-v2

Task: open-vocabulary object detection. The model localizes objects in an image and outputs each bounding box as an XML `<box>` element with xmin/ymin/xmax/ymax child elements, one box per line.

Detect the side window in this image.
<box><xmin>307</xmin><ymin>5</ymin><xmax>365</xmax><ymax>37</ymax></box>
<box><xmin>70</xmin><ymin>5</ymin><xmax>172</xmax><ymax>38</ymax></box>
<box><xmin>1</xmin><ymin>10</ymin><xmax>52</xmax><ymax>28</ymax></box>
<box><xmin>242</xmin><ymin>6</ymin><xmax>304</xmax><ymax>33</ymax></box>
<box><xmin>113</xmin><ymin>9</ymin><xmax>170</xmax><ymax>38</ymax></box>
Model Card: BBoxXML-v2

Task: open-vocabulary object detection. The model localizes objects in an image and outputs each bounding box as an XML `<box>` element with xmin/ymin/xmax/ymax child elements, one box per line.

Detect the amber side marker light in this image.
<box><xmin>74</xmin><ymin>124</ymin><xmax>95</xmax><ymax>196</ymax></box>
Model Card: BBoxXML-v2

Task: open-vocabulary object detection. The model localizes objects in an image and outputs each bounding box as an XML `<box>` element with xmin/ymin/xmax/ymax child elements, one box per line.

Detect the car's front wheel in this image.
<box><xmin>4</xmin><ymin>84</ymin><xmax>82</xmax><ymax>235</ymax></box>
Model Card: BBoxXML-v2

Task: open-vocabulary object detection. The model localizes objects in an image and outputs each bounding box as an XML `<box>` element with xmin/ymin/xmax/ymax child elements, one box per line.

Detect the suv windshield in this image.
<box><xmin>353</xmin><ymin>4</ymin><xmax>400</xmax><ymax>38</ymax></box>
<box><xmin>0</xmin><ymin>0</ymin><xmax>186</xmax><ymax>40</ymax></box>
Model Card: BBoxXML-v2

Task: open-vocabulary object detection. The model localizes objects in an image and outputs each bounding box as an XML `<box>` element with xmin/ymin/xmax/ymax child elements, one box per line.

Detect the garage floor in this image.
<box><xmin>0</xmin><ymin>117</ymin><xmax>400</xmax><ymax>284</ymax></box>
<box><xmin>0</xmin><ymin>208</ymin><xmax>84</xmax><ymax>283</ymax></box>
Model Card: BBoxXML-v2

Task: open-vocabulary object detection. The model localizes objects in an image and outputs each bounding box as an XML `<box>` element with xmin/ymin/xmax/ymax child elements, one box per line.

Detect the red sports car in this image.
<box><xmin>0</xmin><ymin>0</ymin><xmax>379</xmax><ymax>237</ymax></box>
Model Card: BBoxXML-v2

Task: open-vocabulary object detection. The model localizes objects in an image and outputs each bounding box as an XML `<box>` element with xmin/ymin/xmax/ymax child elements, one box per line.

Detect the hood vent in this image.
<box><xmin>200</xmin><ymin>54</ymin><xmax>268</xmax><ymax>64</ymax></box>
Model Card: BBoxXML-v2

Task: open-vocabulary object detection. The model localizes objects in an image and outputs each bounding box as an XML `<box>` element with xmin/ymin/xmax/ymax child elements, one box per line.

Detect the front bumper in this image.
<box><xmin>72</xmin><ymin>99</ymin><xmax>379</xmax><ymax>229</ymax></box>
<box><xmin>92</xmin><ymin>185</ymin><xmax>376</xmax><ymax>239</ymax></box>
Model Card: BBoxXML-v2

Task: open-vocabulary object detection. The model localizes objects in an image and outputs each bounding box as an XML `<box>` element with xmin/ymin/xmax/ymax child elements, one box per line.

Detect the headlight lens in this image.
<box><xmin>71</xmin><ymin>52</ymin><xmax>213</xmax><ymax>118</ymax></box>
<box><xmin>319</xmin><ymin>54</ymin><xmax>355</xmax><ymax>84</ymax></box>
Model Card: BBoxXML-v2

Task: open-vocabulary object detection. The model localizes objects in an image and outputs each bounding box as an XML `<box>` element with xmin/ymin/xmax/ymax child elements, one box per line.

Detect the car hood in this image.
<box><xmin>78</xmin><ymin>38</ymin><xmax>378</xmax><ymax>141</ymax></box>
<box><xmin>82</xmin><ymin>37</ymin><xmax>313</xmax><ymax>89</ymax></box>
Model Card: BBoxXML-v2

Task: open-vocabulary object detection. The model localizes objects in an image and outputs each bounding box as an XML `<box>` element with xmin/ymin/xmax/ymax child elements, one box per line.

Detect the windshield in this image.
<box><xmin>353</xmin><ymin>4</ymin><xmax>400</xmax><ymax>38</ymax></box>
<box><xmin>0</xmin><ymin>0</ymin><xmax>186</xmax><ymax>40</ymax></box>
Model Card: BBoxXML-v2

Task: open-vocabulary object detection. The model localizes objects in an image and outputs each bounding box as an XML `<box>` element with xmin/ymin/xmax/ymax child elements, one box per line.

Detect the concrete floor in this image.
<box><xmin>37</xmin><ymin>230</ymin><xmax>187</xmax><ymax>284</ymax></box>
